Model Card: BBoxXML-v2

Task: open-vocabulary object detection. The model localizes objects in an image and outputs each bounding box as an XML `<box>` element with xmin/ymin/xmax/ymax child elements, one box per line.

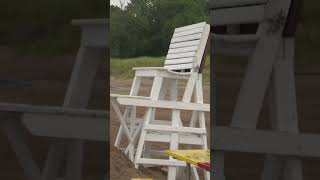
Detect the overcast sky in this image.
<box><xmin>110</xmin><ymin>0</ymin><xmax>130</xmax><ymax>8</ymax></box>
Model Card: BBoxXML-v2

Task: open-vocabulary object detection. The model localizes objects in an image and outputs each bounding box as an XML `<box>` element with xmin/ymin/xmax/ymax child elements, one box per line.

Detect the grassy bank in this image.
<box><xmin>110</xmin><ymin>56</ymin><xmax>210</xmax><ymax>83</ymax></box>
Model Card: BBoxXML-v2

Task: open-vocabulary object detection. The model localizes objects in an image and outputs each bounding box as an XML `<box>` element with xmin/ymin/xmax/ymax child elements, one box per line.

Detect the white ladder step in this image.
<box><xmin>145</xmin><ymin>125</ymin><xmax>207</xmax><ymax>134</ymax></box>
<box><xmin>136</xmin><ymin>158</ymin><xmax>186</xmax><ymax>167</ymax></box>
<box><xmin>145</xmin><ymin>132</ymin><xmax>203</xmax><ymax>145</ymax></box>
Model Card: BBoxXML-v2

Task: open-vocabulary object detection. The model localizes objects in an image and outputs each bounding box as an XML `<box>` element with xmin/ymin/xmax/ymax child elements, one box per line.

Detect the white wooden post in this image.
<box><xmin>1</xmin><ymin>118</ymin><xmax>41</xmax><ymax>180</ymax></box>
<box><xmin>42</xmin><ymin>19</ymin><xmax>108</xmax><ymax>180</ymax></box>
<box><xmin>114</xmin><ymin>76</ymin><xmax>142</xmax><ymax>161</ymax></box>
<box><xmin>210</xmin><ymin>0</ymin><xmax>312</xmax><ymax>180</ymax></box>
<box><xmin>134</xmin><ymin>76</ymin><xmax>164</xmax><ymax>168</ymax></box>
<box><xmin>262</xmin><ymin>38</ymin><xmax>302</xmax><ymax>180</ymax></box>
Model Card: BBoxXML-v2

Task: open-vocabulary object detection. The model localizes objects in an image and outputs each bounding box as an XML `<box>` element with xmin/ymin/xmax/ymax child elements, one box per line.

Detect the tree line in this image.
<box><xmin>111</xmin><ymin>0</ymin><xmax>208</xmax><ymax>58</ymax></box>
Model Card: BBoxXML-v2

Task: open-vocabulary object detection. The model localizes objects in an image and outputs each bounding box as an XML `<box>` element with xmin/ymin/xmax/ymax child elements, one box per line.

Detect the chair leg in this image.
<box><xmin>261</xmin><ymin>155</ymin><xmax>284</xmax><ymax>180</ymax></box>
<box><xmin>283</xmin><ymin>157</ymin><xmax>303</xmax><ymax>180</ymax></box>
<box><xmin>170</xmin><ymin>74</ymin><xmax>200</xmax><ymax>180</ymax></box>
<box><xmin>212</xmin><ymin>151</ymin><xmax>225</xmax><ymax>180</ymax></box>
<box><xmin>134</xmin><ymin>77</ymin><xmax>164</xmax><ymax>168</ymax></box>
<box><xmin>194</xmin><ymin>76</ymin><xmax>210</xmax><ymax>180</ymax></box>
<box><xmin>1</xmin><ymin>119</ymin><xmax>41</xmax><ymax>180</ymax></box>
<box><xmin>42</xmin><ymin>139</ymin><xmax>66</xmax><ymax>180</ymax></box>
<box><xmin>143</xmin><ymin>80</ymin><xmax>169</xmax><ymax>161</ymax></box>
<box><xmin>167</xmin><ymin>79</ymin><xmax>182</xmax><ymax>180</ymax></box>
<box><xmin>113</xmin><ymin>76</ymin><xmax>142</xmax><ymax>157</ymax></box>
<box><xmin>114</xmin><ymin>125</ymin><xmax>123</xmax><ymax>147</ymax></box>
<box><xmin>65</xmin><ymin>139</ymin><xmax>84</xmax><ymax>180</ymax></box>
<box><xmin>262</xmin><ymin>38</ymin><xmax>303</xmax><ymax>180</ymax></box>
<box><xmin>128</xmin><ymin>108</ymin><xmax>136</xmax><ymax>161</ymax></box>
<box><xmin>124</xmin><ymin>122</ymin><xmax>143</xmax><ymax>154</ymax></box>
<box><xmin>191</xmin><ymin>167</ymin><xmax>199</xmax><ymax>180</ymax></box>
<box><xmin>134</xmin><ymin>109</ymin><xmax>154</xmax><ymax>169</ymax></box>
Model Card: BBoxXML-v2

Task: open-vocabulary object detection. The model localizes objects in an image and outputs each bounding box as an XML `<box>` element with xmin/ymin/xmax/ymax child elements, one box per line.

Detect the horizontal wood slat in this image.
<box><xmin>136</xmin><ymin>158</ymin><xmax>186</xmax><ymax>167</ymax></box>
<box><xmin>213</xmin><ymin>126</ymin><xmax>320</xmax><ymax>157</ymax></box>
<box><xmin>164</xmin><ymin>63</ymin><xmax>194</xmax><ymax>70</ymax></box>
<box><xmin>210</xmin><ymin>0</ymin><xmax>268</xmax><ymax>9</ymax></box>
<box><xmin>165</xmin><ymin>58</ymin><xmax>195</xmax><ymax>65</ymax></box>
<box><xmin>173</xmin><ymin>28</ymin><xmax>204</xmax><ymax>38</ymax></box>
<box><xmin>212</xmin><ymin>34</ymin><xmax>259</xmax><ymax>43</ymax></box>
<box><xmin>23</xmin><ymin>113</ymin><xmax>107</xmax><ymax>141</ymax></box>
<box><xmin>133</xmin><ymin>68</ymin><xmax>190</xmax><ymax>79</ymax></box>
<box><xmin>175</xmin><ymin>22</ymin><xmax>206</xmax><ymax>33</ymax></box>
<box><xmin>168</xmin><ymin>46</ymin><xmax>198</xmax><ymax>54</ymax></box>
<box><xmin>145</xmin><ymin>125</ymin><xmax>207</xmax><ymax>134</ymax></box>
<box><xmin>171</xmin><ymin>33</ymin><xmax>202</xmax><ymax>43</ymax></box>
<box><xmin>0</xmin><ymin>102</ymin><xmax>107</xmax><ymax>117</ymax></box>
<box><xmin>145</xmin><ymin>132</ymin><xmax>203</xmax><ymax>145</ymax></box>
<box><xmin>166</xmin><ymin>51</ymin><xmax>196</xmax><ymax>60</ymax></box>
<box><xmin>169</xmin><ymin>40</ymin><xmax>200</xmax><ymax>49</ymax></box>
<box><xmin>210</xmin><ymin>5</ymin><xmax>265</xmax><ymax>26</ymax></box>
<box><xmin>117</xmin><ymin>97</ymin><xmax>210</xmax><ymax>111</ymax></box>
<box><xmin>211</xmin><ymin>34</ymin><xmax>258</xmax><ymax>56</ymax></box>
<box><xmin>211</xmin><ymin>43</ymin><xmax>255</xmax><ymax>56</ymax></box>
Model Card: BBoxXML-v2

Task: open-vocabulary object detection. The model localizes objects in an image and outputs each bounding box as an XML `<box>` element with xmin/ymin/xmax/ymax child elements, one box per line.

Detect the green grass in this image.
<box><xmin>111</xmin><ymin>56</ymin><xmax>211</xmax><ymax>83</ymax></box>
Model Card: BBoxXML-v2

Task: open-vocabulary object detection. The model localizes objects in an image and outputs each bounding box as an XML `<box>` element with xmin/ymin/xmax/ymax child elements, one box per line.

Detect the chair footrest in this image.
<box><xmin>145</xmin><ymin>125</ymin><xmax>207</xmax><ymax>134</ymax></box>
<box><xmin>136</xmin><ymin>158</ymin><xmax>186</xmax><ymax>167</ymax></box>
<box><xmin>145</xmin><ymin>132</ymin><xmax>203</xmax><ymax>145</ymax></box>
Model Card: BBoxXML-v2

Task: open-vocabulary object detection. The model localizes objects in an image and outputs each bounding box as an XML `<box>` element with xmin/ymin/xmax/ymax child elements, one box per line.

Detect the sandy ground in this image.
<box><xmin>110</xmin><ymin>79</ymin><xmax>210</xmax><ymax>180</ymax></box>
<box><xmin>110</xmin><ymin>63</ymin><xmax>320</xmax><ymax>180</ymax></box>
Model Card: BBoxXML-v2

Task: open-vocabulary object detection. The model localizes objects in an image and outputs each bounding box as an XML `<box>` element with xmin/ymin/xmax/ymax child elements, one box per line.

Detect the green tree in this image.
<box><xmin>111</xmin><ymin>0</ymin><xmax>208</xmax><ymax>58</ymax></box>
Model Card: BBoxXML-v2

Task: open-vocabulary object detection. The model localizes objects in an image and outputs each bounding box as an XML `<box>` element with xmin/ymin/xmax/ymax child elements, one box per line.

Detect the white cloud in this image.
<box><xmin>110</xmin><ymin>0</ymin><xmax>130</xmax><ymax>8</ymax></box>
<box><xmin>110</xmin><ymin>0</ymin><xmax>120</xmax><ymax>7</ymax></box>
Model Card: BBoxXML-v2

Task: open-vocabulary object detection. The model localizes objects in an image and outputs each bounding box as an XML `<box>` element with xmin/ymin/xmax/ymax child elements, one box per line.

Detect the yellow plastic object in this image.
<box><xmin>165</xmin><ymin>149</ymin><xmax>210</xmax><ymax>165</ymax></box>
<box><xmin>131</xmin><ymin>179</ymin><xmax>153</xmax><ymax>180</ymax></box>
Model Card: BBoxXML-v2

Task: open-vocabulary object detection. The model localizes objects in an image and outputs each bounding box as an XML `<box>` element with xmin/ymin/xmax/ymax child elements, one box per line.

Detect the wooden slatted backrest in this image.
<box><xmin>209</xmin><ymin>0</ymin><xmax>268</xmax><ymax>57</ymax></box>
<box><xmin>210</xmin><ymin>0</ymin><xmax>295</xmax><ymax>33</ymax></box>
<box><xmin>164</xmin><ymin>22</ymin><xmax>210</xmax><ymax>72</ymax></box>
<box><xmin>210</xmin><ymin>0</ymin><xmax>294</xmax><ymax>57</ymax></box>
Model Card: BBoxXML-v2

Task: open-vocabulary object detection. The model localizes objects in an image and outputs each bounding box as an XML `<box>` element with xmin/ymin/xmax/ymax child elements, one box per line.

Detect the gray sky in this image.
<box><xmin>110</xmin><ymin>0</ymin><xmax>130</xmax><ymax>8</ymax></box>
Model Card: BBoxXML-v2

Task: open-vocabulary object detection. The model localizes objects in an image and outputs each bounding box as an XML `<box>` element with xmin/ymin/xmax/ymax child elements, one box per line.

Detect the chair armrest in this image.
<box><xmin>0</xmin><ymin>102</ymin><xmax>108</xmax><ymax>118</ymax></box>
<box><xmin>116</xmin><ymin>97</ymin><xmax>210</xmax><ymax>112</ymax></box>
<box><xmin>132</xmin><ymin>67</ymin><xmax>191</xmax><ymax>79</ymax></box>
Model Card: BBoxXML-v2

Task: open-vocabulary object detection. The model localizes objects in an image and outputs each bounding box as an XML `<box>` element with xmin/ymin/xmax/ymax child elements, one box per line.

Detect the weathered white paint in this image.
<box><xmin>210</xmin><ymin>1</ymin><xmax>309</xmax><ymax>180</ymax></box>
<box><xmin>111</xmin><ymin>22</ymin><xmax>210</xmax><ymax>180</ymax></box>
